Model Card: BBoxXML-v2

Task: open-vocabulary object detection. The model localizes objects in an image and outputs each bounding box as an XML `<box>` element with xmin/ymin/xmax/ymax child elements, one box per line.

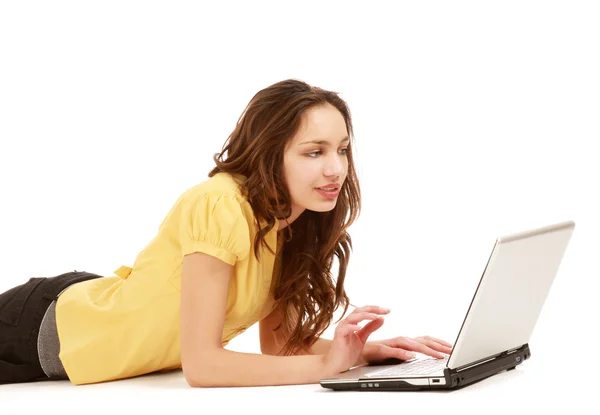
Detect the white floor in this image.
<box><xmin>1</xmin><ymin>352</ymin><xmax>593</xmax><ymax>415</ymax></box>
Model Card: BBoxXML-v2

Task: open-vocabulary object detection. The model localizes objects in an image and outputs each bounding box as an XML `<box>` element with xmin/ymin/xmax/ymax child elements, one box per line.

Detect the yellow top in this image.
<box><xmin>55</xmin><ymin>172</ymin><xmax>283</xmax><ymax>385</ymax></box>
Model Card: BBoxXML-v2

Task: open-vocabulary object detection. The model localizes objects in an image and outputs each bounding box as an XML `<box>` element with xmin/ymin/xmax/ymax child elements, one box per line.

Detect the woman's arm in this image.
<box><xmin>259</xmin><ymin>306</ymin><xmax>449</xmax><ymax>368</ymax></box>
<box><xmin>180</xmin><ymin>252</ymin><xmax>333</xmax><ymax>387</ymax></box>
<box><xmin>259</xmin><ymin>305</ymin><xmax>363</xmax><ymax>363</ymax></box>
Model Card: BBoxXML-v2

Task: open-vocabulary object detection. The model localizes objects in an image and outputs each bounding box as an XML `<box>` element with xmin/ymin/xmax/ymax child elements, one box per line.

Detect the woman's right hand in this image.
<box><xmin>322</xmin><ymin>305</ymin><xmax>391</xmax><ymax>376</ymax></box>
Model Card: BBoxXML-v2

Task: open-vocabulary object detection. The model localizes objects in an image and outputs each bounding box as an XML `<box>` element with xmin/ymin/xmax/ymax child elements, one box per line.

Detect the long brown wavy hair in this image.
<box><xmin>208</xmin><ymin>78</ymin><xmax>361</xmax><ymax>355</ymax></box>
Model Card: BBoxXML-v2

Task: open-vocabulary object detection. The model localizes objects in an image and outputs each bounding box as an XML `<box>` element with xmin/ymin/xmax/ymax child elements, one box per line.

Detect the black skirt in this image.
<box><xmin>0</xmin><ymin>270</ymin><xmax>102</xmax><ymax>384</ymax></box>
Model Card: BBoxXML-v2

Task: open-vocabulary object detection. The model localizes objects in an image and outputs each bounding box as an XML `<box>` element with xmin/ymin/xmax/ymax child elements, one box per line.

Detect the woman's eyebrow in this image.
<box><xmin>299</xmin><ymin>136</ymin><xmax>350</xmax><ymax>146</ymax></box>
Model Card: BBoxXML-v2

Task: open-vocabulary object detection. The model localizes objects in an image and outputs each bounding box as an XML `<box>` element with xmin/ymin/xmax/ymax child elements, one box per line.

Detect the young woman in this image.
<box><xmin>0</xmin><ymin>79</ymin><xmax>452</xmax><ymax>387</ymax></box>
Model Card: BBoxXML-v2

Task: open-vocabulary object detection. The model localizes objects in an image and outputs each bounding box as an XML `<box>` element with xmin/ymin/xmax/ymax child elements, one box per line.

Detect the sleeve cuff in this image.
<box><xmin>181</xmin><ymin>240</ymin><xmax>238</xmax><ymax>266</ymax></box>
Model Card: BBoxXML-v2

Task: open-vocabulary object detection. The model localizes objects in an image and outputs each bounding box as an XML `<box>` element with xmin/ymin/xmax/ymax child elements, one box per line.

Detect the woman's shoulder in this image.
<box><xmin>179</xmin><ymin>172</ymin><xmax>248</xmax><ymax>205</ymax></box>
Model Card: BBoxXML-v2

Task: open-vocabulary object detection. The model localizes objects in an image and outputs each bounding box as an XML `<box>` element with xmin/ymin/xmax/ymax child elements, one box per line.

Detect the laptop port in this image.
<box><xmin>432</xmin><ymin>379</ymin><xmax>440</xmax><ymax>383</ymax></box>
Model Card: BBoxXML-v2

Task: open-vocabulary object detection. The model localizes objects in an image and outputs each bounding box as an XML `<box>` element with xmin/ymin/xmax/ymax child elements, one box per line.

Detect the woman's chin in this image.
<box><xmin>307</xmin><ymin>200</ymin><xmax>338</xmax><ymax>212</ymax></box>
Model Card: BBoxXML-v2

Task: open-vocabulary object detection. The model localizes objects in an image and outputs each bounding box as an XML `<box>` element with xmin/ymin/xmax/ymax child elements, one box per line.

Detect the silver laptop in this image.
<box><xmin>320</xmin><ymin>220</ymin><xmax>575</xmax><ymax>391</ymax></box>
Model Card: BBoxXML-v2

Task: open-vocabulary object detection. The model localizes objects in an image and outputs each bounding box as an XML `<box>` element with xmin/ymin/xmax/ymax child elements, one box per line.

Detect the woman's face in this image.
<box><xmin>281</xmin><ymin>103</ymin><xmax>349</xmax><ymax>225</ymax></box>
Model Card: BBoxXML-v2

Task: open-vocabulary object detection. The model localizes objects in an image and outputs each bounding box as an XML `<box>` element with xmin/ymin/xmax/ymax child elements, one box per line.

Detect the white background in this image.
<box><xmin>1</xmin><ymin>1</ymin><xmax>598</xmax><ymax>413</ymax></box>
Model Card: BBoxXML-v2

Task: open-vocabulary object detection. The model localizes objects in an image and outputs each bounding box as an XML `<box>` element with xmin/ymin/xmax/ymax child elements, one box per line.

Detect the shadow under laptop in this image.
<box><xmin>316</xmin><ymin>366</ymin><xmax>526</xmax><ymax>393</ymax></box>
<box><xmin>421</xmin><ymin>367</ymin><xmax>526</xmax><ymax>394</ymax></box>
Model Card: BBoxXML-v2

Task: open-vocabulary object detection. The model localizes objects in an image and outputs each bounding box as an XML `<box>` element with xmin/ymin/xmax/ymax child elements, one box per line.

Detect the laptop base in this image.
<box><xmin>321</xmin><ymin>344</ymin><xmax>531</xmax><ymax>391</ymax></box>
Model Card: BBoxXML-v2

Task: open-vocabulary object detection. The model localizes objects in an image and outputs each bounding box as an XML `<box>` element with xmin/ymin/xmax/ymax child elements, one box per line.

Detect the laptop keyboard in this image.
<box><xmin>365</xmin><ymin>356</ymin><xmax>449</xmax><ymax>377</ymax></box>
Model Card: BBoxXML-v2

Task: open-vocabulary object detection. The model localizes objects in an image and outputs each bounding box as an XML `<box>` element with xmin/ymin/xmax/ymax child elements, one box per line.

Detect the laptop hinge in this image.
<box><xmin>455</xmin><ymin>356</ymin><xmax>496</xmax><ymax>372</ymax></box>
<box><xmin>454</xmin><ymin>344</ymin><xmax>527</xmax><ymax>372</ymax></box>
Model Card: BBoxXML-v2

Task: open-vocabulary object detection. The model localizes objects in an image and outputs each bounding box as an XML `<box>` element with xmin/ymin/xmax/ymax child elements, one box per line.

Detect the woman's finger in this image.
<box><xmin>394</xmin><ymin>346</ymin><xmax>418</xmax><ymax>360</ymax></box>
<box><xmin>356</xmin><ymin>317</ymin><xmax>384</xmax><ymax>343</ymax></box>
<box><xmin>376</xmin><ymin>344</ymin><xmax>416</xmax><ymax>360</ymax></box>
<box><xmin>418</xmin><ymin>335</ymin><xmax>454</xmax><ymax>348</ymax></box>
<box><xmin>350</xmin><ymin>305</ymin><xmax>391</xmax><ymax>315</ymax></box>
<box><xmin>401</xmin><ymin>337</ymin><xmax>446</xmax><ymax>359</ymax></box>
<box><xmin>414</xmin><ymin>336</ymin><xmax>453</xmax><ymax>353</ymax></box>
<box><xmin>345</xmin><ymin>312</ymin><xmax>383</xmax><ymax>325</ymax></box>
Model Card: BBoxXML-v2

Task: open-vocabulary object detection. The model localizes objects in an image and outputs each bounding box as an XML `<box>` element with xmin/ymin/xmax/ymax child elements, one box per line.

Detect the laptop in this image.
<box><xmin>320</xmin><ymin>220</ymin><xmax>575</xmax><ymax>391</ymax></box>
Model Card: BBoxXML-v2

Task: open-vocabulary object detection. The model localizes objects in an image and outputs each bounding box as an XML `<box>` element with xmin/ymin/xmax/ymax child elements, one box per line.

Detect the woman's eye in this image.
<box><xmin>307</xmin><ymin>148</ymin><xmax>348</xmax><ymax>158</ymax></box>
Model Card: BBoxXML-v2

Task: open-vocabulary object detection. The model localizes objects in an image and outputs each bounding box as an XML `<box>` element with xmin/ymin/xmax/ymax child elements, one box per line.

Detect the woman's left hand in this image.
<box><xmin>358</xmin><ymin>335</ymin><xmax>453</xmax><ymax>366</ymax></box>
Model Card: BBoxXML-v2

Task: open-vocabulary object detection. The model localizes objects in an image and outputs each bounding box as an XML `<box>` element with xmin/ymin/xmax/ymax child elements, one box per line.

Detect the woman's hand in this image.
<box><xmin>322</xmin><ymin>305</ymin><xmax>390</xmax><ymax>376</ymax></box>
<box><xmin>360</xmin><ymin>335</ymin><xmax>453</xmax><ymax>365</ymax></box>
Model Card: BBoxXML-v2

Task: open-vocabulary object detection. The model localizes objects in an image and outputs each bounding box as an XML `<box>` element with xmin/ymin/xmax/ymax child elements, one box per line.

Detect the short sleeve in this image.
<box><xmin>179</xmin><ymin>192</ymin><xmax>251</xmax><ymax>265</ymax></box>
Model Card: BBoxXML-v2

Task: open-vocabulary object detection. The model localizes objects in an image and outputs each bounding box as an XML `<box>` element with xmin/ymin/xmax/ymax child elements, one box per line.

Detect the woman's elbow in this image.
<box><xmin>183</xmin><ymin>367</ymin><xmax>202</xmax><ymax>387</ymax></box>
<box><xmin>182</xmin><ymin>363</ymin><xmax>202</xmax><ymax>387</ymax></box>
<box><xmin>182</xmin><ymin>351</ymin><xmax>220</xmax><ymax>387</ymax></box>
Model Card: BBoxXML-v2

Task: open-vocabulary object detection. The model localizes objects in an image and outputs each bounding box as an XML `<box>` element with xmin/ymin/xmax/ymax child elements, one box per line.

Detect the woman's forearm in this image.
<box><xmin>186</xmin><ymin>348</ymin><xmax>333</xmax><ymax>387</ymax></box>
